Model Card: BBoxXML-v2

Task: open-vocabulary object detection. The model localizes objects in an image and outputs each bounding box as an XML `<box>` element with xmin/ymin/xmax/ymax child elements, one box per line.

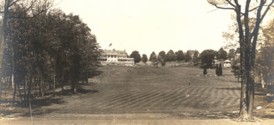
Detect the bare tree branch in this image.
<box><xmin>244</xmin><ymin>0</ymin><xmax>251</xmax><ymax>49</ymax></box>
<box><xmin>250</xmin><ymin>1</ymin><xmax>273</xmax><ymax>39</ymax></box>
<box><xmin>207</xmin><ymin>0</ymin><xmax>236</xmax><ymax>11</ymax></box>
<box><xmin>249</xmin><ymin>6</ymin><xmax>259</xmax><ymax>12</ymax></box>
<box><xmin>9</xmin><ymin>0</ymin><xmax>21</xmax><ymax>8</ymax></box>
<box><xmin>260</xmin><ymin>1</ymin><xmax>274</xmax><ymax>24</ymax></box>
<box><xmin>248</xmin><ymin>3</ymin><xmax>274</xmax><ymax>12</ymax></box>
<box><xmin>226</xmin><ymin>0</ymin><xmax>236</xmax><ymax>8</ymax></box>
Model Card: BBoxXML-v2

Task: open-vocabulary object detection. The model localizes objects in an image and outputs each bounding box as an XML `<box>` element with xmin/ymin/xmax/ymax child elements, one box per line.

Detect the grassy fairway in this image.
<box><xmin>34</xmin><ymin>65</ymin><xmax>241</xmax><ymax>119</ymax></box>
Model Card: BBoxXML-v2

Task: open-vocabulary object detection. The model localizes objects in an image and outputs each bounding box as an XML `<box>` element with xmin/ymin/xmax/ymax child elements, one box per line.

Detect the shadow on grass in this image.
<box><xmin>31</xmin><ymin>98</ymin><xmax>65</xmax><ymax>108</ymax></box>
<box><xmin>0</xmin><ymin>87</ymin><xmax>99</xmax><ymax>118</ymax></box>
<box><xmin>216</xmin><ymin>87</ymin><xmax>241</xmax><ymax>91</ymax></box>
<box><xmin>22</xmin><ymin>108</ymin><xmax>60</xmax><ymax>117</ymax></box>
<box><xmin>77</xmin><ymin>88</ymin><xmax>99</xmax><ymax>94</ymax></box>
<box><xmin>170</xmin><ymin>111</ymin><xmax>239</xmax><ymax>119</ymax></box>
<box><xmin>255</xmin><ymin>111</ymin><xmax>274</xmax><ymax>119</ymax></box>
<box><xmin>44</xmin><ymin>86</ymin><xmax>99</xmax><ymax>96</ymax></box>
<box><xmin>261</xmin><ymin>114</ymin><xmax>274</xmax><ymax>119</ymax></box>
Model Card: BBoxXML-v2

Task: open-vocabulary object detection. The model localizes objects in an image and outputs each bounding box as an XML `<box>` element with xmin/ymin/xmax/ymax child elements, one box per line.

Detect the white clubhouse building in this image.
<box><xmin>99</xmin><ymin>49</ymin><xmax>134</xmax><ymax>66</ymax></box>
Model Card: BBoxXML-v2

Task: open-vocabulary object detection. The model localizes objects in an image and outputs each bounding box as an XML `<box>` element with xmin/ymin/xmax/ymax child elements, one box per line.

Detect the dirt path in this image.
<box><xmin>1</xmin><ymin>116</ymin><xmax>274</xmax><ymax>125</ymax></box>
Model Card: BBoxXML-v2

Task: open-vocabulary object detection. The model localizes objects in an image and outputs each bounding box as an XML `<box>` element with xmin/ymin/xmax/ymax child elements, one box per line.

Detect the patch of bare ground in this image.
<box><xmin>254</xmin><ymin>86</ymin><xmax>274</xmax><ymax>120</ymax></box>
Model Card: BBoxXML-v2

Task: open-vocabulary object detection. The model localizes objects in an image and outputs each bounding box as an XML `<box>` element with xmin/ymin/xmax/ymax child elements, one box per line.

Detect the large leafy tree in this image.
<box><xmin>175</xmin><ymin>50</ymin><xmax>184</xmax><ymax>61</ymax></box>
<box><xmin>0</xmin><ymin>0</ymin><xmax>42</xmax><ymax>82</ymax></box>
<box><xmin>257</xmin><ymin>18</ymin><xmax>274</xmax><ymax>89</ymax></box>
<box><xmin>1</xmin><ymin>1</ymin><xmax>101</xmax><ymax>110</ymax></box>
<box><xmin>130</xmin><ymin>51</ymin><xmax>141</xmax><ymax>64</ymax></box>
<box><xmin>184</xmin><ymin>50</ymin><xmax>192</xmax><ymax>62</ymax></box>
<box><xmin>217</xmin><ymin>48</ymin><xmax>228</xmax><ymax>60</ymax></box>
<box><xmin>158</xmin><ymin>51</ymin><xmax>166</xmax><ymax>66</ymax></box>
<box><xmin>141</xmin><ymin>54</ymin><xmax>148</xmax><ymax>64</ymax></box>
<box><xmin>149</xmin><ymin>51</ymin><xmax>158</xmax><ymax>66</ymax></box>
<box><xmin>208</xmin><ymin>0</ymin><xmax>274</xmax><ymax>119</ymax></box>
<box><xmin>166</xmin><ymin>50</ymin><xmax>176</xmax><ymax>62</ymax></box>
<box><xmin>149</xmin><ymin>51</ymin><xmax>157</xmax><ymax>61</ymax></box>
<box><xmin>193</xmin><ymin>50</ymin><xmax>199</xmax><ymax>64</ymax></box>
<box><xmin>199</xmin><ymin>49</ymin><xmax>218</xmax><ymax>68</ymax></box>
<box><xmin>228</xmin><ymin>48</ymin><xmax>236</xmax><ymax>60</ymax></box>
<box><xmin>2</xmin><ymin>0</ymin><xmax>53</xmax><ymax>103</ymax></box>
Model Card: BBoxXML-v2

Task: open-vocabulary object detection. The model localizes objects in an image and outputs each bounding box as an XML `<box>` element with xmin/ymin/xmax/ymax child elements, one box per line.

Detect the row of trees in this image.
<box><xmin>200</xmin><ymin>47</ymin><xmax>237</xmax><ymax>68</ymax></box>
<box><xmin>129</xmin><ymin>47</ymin><xmax>235</xmax><ymax>68</ymax></box>
<box><xmin>129</xmin><ymin>50</ymin><xmax>199</xmax><ymax>66</ymax></box>
<box><xmin>0</xmin><ymin>0</ymin><xmax>100</xmax><ymax>106</ymax></box>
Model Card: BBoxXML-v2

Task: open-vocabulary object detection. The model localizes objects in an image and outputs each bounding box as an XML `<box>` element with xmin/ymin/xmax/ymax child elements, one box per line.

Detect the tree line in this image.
<box><xmin>0</xmin><ymin>0</ymin><xmax>101</xmax><ymax>107</ymax></box>
<box><xmin>129</xmin><ymin>50</ymin><xmax>199</xmax><ymax>66</ymax></box>
<box><xmin>129</xmin><ymin>47</ymin><xmax>235</xmax><ymax>67</ymax></box>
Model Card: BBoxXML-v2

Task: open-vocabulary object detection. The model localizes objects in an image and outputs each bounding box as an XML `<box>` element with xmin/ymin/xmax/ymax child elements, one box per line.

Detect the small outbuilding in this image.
<box><xmin>223</xmin><ymin>59</ymin><xmax>232</xmax><ymax>68</ymax></box>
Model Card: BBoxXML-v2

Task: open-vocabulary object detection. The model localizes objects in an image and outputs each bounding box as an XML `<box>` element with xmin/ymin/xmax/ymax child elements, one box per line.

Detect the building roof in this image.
<box><xmin>101</xmin><ymin>49</ymin><xmax>128</xmax><ymax>57</ymax></box>
<box><xmin>224</xmin><ymin>59</ymin><xmax>231</xmax><ymax>63</ymax></box>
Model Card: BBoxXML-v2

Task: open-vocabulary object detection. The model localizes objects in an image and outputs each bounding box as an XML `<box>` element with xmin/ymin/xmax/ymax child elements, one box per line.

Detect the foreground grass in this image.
<box><xmin>1</xmin><ymin>65</ymin><xmax>273</xmax><ymax>121</ymax></box>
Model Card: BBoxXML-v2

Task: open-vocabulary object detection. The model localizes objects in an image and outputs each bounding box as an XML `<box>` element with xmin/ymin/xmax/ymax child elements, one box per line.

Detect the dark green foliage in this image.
<box><xmin>149</xmin><ymin>51</ymin><xmax>158</xmax><ymax>66</ymax></box>
<box><xmin>166</xmin><ymin>50</ymin><xmax>176</xmax><ymax>62</ymax></box>
<box><xmin>149</xmin><ymin>51</ymin><xmax>157</xmax><ymax>61</ymax></box>
<box><xmin>199</xmin><ymin>49</ymin><xmax>218</xmax><ymax>68</ymax></box>
<box><xmin>216</xmin><ymin>64</ymin><xmax>223</xmax><ymax>76</ymax></box>
<box><xmin>175</xmin><ymin>50</ymin><xmax>184</xmax><ymax>61</ymax></box>
<box><xmin>130</xmin><ymin>51</ymin><xmax>141</xmax><ymax>64</ymax></box>
<box><xmin>228</xmin><ymin>49</ymin><xmax>236</xmax><ymax>60</ymax></box>
<box><xmin>2</xmin><ymin>1</ymin><xmax>101</xmax><ymax>100</ymax></box>
<box><xmin>184</xmin><ymin>50</ymin><xmax>192</xmax><ymax>62</ymax></box>
<box><xmin>217</xmin><ymin>48</ymin><xmax>228</xmax><ymax>60</ymax></box>
<box><xmin>203</xmin><ymin>67</ymin><xmax>207</xmax><ymax>76</ymax></box>
<box><xmin>158</xmin><ymin>51</ymin><xmax>166</xmax><ymax>66</ymax></box>
<box><xmin>141</xmin><ymin>54</ymin><xmax>148</xmax><ymax>64</ymax></box>
<box><xmin>193</xmin><ymin>50</ymin><xmax>199</xmax><ymax>64</ymax></box>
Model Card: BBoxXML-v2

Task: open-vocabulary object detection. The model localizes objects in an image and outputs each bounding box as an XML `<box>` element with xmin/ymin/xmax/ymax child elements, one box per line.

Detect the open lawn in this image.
<box><xmin>2</xmin><ymin>65</ymin><xmax>274</xmax><ymax>124</ymax></box>
<box><xmin>32</xmin><ymin>65</ymin><xmax>243</xmax><ymax>119</ymax></box>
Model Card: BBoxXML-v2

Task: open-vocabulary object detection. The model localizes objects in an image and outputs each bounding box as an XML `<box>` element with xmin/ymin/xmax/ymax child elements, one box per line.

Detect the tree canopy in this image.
<box><xmin>158</xmin><ymin>51</ymin><xmax>166</xmax><ymax>66</ymax></box>
<box><xmin>228</xmin><ymin>48</ymin><xmax>236</xmax><ymax>60</ymax></box>
<box><xmin>130</xmin><ymin>51</ymin><xmax>141</xmax><ymax>64</ymax></box>
<box><xmin>184</xmin><ymin>50</ymin><xmax>193</xmax><ymax>62</ymax></box>
<box><xmin>141</xmin><ymin>54</ymin><xmax>148</xmax><ymax>64</ymax></box>
<box><xmin>208</xmin><ymin>0</ymin><xmax>274</xmax><ymax>119</ymax></box>
<box><xmin>175</xmin><ymin>50</ymin><xmax>184</xmax><ymax>61</ymax></box>
<box><xmin>166</xmin><ymin>50</ymin><xmax>176</xmax><ymax>62</ymax></box>
<box><xmin>199</xmin><ymin>49</ymin><xmax>217</xmax><ymax>68</ymax></box>
<box><xmin>217</xmin><ymin>48</ymin><xmax>228</xmax><ymax>60</ymax></box>
<box><xmin>0</xmin><ymin>0</ymin><xmax>101</xmax><ymax>107</ymax></box>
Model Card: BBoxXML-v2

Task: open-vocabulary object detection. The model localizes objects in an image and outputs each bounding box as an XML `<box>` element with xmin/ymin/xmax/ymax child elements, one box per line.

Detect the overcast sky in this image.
<box><xmin>55</xmin><ymin>0</ymin><xmax>233</xmax><ymax>55</ymax></box>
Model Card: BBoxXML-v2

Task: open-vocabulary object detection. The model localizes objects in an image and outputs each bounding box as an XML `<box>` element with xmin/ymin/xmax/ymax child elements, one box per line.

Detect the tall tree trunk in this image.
<box><xmin>39</xmin><ymin>75</ymin><xmax>44</xmax><ymax>97</ymax></box>
<box><xmin>38</xmin><ymin>76</ymin><xmax>42</xmax><ymax>96</ymax></box>
<box><xmin>11</xmin><ymin>73</ymin><xmax>14</xmax><ymax>89</ymax></box>
<box><xmin>12</xmin><ymin>73</ymin><xmax>16</xmax><ymax>102</ymax></box>
<box><xmin>12</xmin><ymin>80</ymin><xmax>17</xmax><ymax>103</ymax></box>
<box><xmin>53</xmin><ymin>68</ymin><xmax>56</xmax><ymax>92</ymax></box>
<box><xmin>0</xmin><ymin>78</ymin><xmax>2</xmax><ymax>97</ymax></box>
<box><xmin>28</xmin><ymin>75</ymin><xmax>33</xmax><ymax>118</ymax></box>
<box><xmin>234</xmin><ymin>5</ymin><xmax>249</xmax><ymax>119</ymax></box>
<box><xmin>0</xmin><ymin>0</ymin><xmax>9</xmax><ymax>84</ymax></box>
<box><xmin>24</xmin><ymin>75</ymin><xmax>27</xmax><ymax>107</ymax></box>
<box><xmin>4</xmin><ymin>77</ymin><xmax>7</xmax><ymax>96</ymax></box>
<box><xmin>17</xmin><ymin>81</ymin><xmax>22</xmax><ymax>102</ymax></box>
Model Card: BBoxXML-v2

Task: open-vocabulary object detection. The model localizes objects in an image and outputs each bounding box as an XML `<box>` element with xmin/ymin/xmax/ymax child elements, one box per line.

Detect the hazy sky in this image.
<box><xmin>55</xmin><ymin>0</ymin><xmax>233</xmax><ymax>55</ymax></box>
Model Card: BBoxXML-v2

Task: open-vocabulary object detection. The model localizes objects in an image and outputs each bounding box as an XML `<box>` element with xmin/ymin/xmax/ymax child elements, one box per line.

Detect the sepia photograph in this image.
<box><xmin>1</xmin><ymin>0</ymin><xmax>274</xmax><ymax>124</ymax></box>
